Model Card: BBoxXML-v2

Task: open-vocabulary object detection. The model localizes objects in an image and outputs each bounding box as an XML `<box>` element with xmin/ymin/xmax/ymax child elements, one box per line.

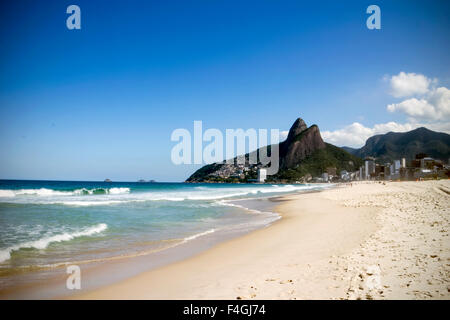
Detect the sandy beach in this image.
<box><xmin>73</xmin><ymin>180</ymin><xmax>450</xmax><ymax>300</ymax></box>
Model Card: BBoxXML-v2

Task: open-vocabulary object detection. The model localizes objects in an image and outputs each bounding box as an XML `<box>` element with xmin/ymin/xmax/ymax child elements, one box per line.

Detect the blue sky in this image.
<box><xmin>0</xmin><ymin>0</ymin><xmax>449</xmax><ymax>181</ymax></box>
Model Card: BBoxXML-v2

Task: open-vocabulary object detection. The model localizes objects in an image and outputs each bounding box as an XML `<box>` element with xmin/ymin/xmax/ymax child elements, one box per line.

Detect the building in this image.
<box><xmin>375</xmin><ymin>164</ymin><xmax>385</xmax><ymax>180</ymax></box>
<box><xmin>384</xmin><ymin>163</ymin><xmax>390</xmax><ymax>177</ymax></box>
<box><xmin>257</xmin><ymin>168</ymin><xmax>267</xmax><ymax>183</ymax></box>
<box><xmin>390</xmin><ymin>163</ymin><xmax>396</xmax><ymax>179</ymax></box>
<box><xmin>364</xmin><ymin>157</ymin><xmax>376</xmax><ymax>180</ymax></box>
<box><xmin>401</xmin><ymin>158</ymin><xmax>406</xmax><ymax>168</ymax></box>
<box><xmin>420</xmin><ymin>157</ymin><xmax>435</xmax><ymax>169</ymax></box>
<box><xmin>394</xmin><ymin>160</ymin><xmax>401</xmax><ymax>174</ymax></box>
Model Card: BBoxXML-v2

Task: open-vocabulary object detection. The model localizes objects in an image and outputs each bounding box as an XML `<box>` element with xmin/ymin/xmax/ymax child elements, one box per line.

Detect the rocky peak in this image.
<box><xmin>286</xmin><ymin>118</ymin><xmax>308</xmax><ymax>143</ymax></box>
<box><xmin>186</xmin><ymin>117</ymin><xmax>332</xmax><ymax>182</ymax></box>
<box><xmin>280</xmin><ymin>118</ymin><xmax>326</xmax><ymax>169</ymax></box>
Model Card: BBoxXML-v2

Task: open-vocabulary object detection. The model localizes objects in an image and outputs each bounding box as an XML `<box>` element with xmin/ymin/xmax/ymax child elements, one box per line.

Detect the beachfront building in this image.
<box><xmin>394</xmin><ymin>160</ymin><xmax>401</xmax><ymax>173</ymax></box>
<box><xmin>384</xmin><ymin>159</ymin><xmax>401</xmax><ymax>180</ymax></box>
<box><xmin>355</xmin><ymin>153</ymin><xmax>448</xmax><ymax>181</ymax></box>
<box><xmin>257</xmin><ymin>168</ymin><xmax>267</xmax><ymax>183</ymax></box>
<box><xmin>420</xmin><ymin>157</ymin><xmax>435</xmax><ymax>169</ymax></box>
<box><xmin>364</xmin><ymin>157</ymin><xmax>376</xmax><ymax>180</ymax></box>
<box><xmin>384</xmin><ymin>164</ymin><xmax>390</xmax><ymax>177</ymax></box>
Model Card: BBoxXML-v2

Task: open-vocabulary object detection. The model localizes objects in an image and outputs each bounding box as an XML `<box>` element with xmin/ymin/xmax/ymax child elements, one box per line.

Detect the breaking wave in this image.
<box><xmin>0</xmin><ymin>223</ymin><xmax>108</xmax><ymax>263</ymax></box>
<box><xmin>0</xmin><ymin>184</ymin><xmax>330</xmax><ymax>206</ymax></box>
<box><xmin>0</xmin><ymin>188</ymin><xmax>130</xmax><ymax>197</ymax></box>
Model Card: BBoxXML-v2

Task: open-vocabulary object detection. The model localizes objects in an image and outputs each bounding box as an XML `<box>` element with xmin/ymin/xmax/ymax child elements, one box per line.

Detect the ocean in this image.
<box><xmin>0</xmin><ymin>180</ymin><xmax>330</xmax><ymax>292</ymax></box>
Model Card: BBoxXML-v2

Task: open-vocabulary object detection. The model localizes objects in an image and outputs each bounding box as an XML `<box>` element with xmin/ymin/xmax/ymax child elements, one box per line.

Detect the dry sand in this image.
<box><xmin>74</xmin><ymin>180</ymin><xmax>450</xmax><ymax>300</ymax></box>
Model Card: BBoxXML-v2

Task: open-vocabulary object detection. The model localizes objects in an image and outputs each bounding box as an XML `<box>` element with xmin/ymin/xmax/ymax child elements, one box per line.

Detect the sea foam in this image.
<box><xmin>182</xmin><ymin>228</ymin><xmax>216</xmax><ymax>242</ymax></box>
<box><xmin>0</xmin><ymin>187</ymin><xmax>130</xmax><ymax>197</ymax></box>
<box><xmin>0</xmin><ymin>223</ymin><xmax>108</xmax><ymax>263</ymax></box>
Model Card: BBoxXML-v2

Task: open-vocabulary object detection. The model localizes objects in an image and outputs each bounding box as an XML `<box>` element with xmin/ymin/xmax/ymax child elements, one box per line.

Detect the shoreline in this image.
<box><xmin>2</xmin><ymin>180</ymin><xmax>448</xmax><ymax>299</ymax></box>
<box><xmin>71</xmin><ymin>182</ymin><xmax>379</xmax><ymax>299</ymax></box>
<box><xmin>73</xmin><ymin>180</ymin><xmax>449</xmax><ymax>300</ymax></box>
<box><xmin>0</xmin><ymin>189</ymin><xmax>305</xmax><ymax>299</ymax></box>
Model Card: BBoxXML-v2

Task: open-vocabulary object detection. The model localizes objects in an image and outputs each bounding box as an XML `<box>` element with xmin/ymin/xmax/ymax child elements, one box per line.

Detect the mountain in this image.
<box><xmin>341</xmin><ymin>146</ymin><xmax>358</xmax><ymax>154</ymax></box>
<box><xmin>279</xmin><ymin>119</ymin><xmax>326</xmax><ymax>169</ymax></box>
<box><xmin>186</xmin><ymin>118</ymin><xmax>362</xmax><ymax>183</ymax></box>
<box><xmin>272</xmin><ymin>142</ymin><xmax>362</xmax><ymax>182</ymax></box>
<box><xmin>344</xmin><ymin>127</ymin><xmax>450</xmax><ymax>163</ymax></box>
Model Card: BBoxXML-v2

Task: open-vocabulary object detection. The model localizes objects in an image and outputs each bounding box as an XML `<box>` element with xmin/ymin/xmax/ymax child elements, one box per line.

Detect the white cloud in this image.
<box><xmin>387</xmin><ymin>86</ymin><xmax>450</xmax><ymax>121</ymax></box>
<box><xmin>314</xmin><ymin>72</ymin><xmax>450</xmax><ymax>148</ymax></box>
<box><xmin>386</xmin><ymin>72</ymin><xmax>449</xmax><ymax>121</ymax></box>
<box><xmin>322</xmin><ymin>122</ymin><xmax>415</xmax><ymax>147</ymax></box>
<box><xmin>279</xmin><ymin>130</ymin><xmax>289</xmax><ymax>142</ymax></box>
<box><xmin>425</xmin><ymin>121</ymin><xmax>450</xmax><ymax>133</ymax></box>
<box><xmin>387</xmin><ymin>98</ymin><xmax>433</xmax><ymax>118</ymax></box>
<box><xmin>322</xmin><ymin>121</ymin><xmax>450</xmax><ymax>148</ymax></box>
<box><xmin>388</xmin><ymin>72</ymin><xmax>433</xmax><ymax>98</ymax></box>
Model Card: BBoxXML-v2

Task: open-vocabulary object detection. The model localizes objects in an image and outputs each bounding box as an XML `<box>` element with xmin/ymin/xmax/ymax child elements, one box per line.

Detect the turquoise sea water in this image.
<box><xmin>0</xmin><ymin>180</ymin><xmax>329</xmax><ymax>287</ymax></box>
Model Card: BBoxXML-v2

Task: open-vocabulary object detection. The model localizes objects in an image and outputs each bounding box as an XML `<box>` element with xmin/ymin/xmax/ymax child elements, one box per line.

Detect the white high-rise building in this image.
<box><xmin>364</xmin><ymin>157</ymin><xmax>375</xmax><ymax>180</ymax></box>
<box><xmin>394</xmin><ymin>160</ymin><xmax>401</xmax><ymax>173</ymax></box>
<box><xmin>257</xmin><ymin>169</ymin><xmax>267</xmax><ymax>183</ymax></box>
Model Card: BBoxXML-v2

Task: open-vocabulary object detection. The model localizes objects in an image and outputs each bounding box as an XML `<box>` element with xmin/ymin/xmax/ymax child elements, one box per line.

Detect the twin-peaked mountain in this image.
<box><xmin>186</xmin><ymin>118</ymin><xmax>450</xmax><ymax>183</ymax></box>
<box><xmin>279</xmin><ymin>118</ymin><xmax>325</xmax><ymax>169</ymax></box>
<box><xmin>186</xmin><ymin>118</ymin><xmax>361</xmax><ymax>182</ymax></box>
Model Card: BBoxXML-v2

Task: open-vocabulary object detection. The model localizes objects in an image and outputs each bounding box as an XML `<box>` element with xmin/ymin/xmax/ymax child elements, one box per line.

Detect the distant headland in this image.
<box><xmin>186</xmin><ymin>117</ymin><xmax>450</xmax><ymax>183</ymax></box>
